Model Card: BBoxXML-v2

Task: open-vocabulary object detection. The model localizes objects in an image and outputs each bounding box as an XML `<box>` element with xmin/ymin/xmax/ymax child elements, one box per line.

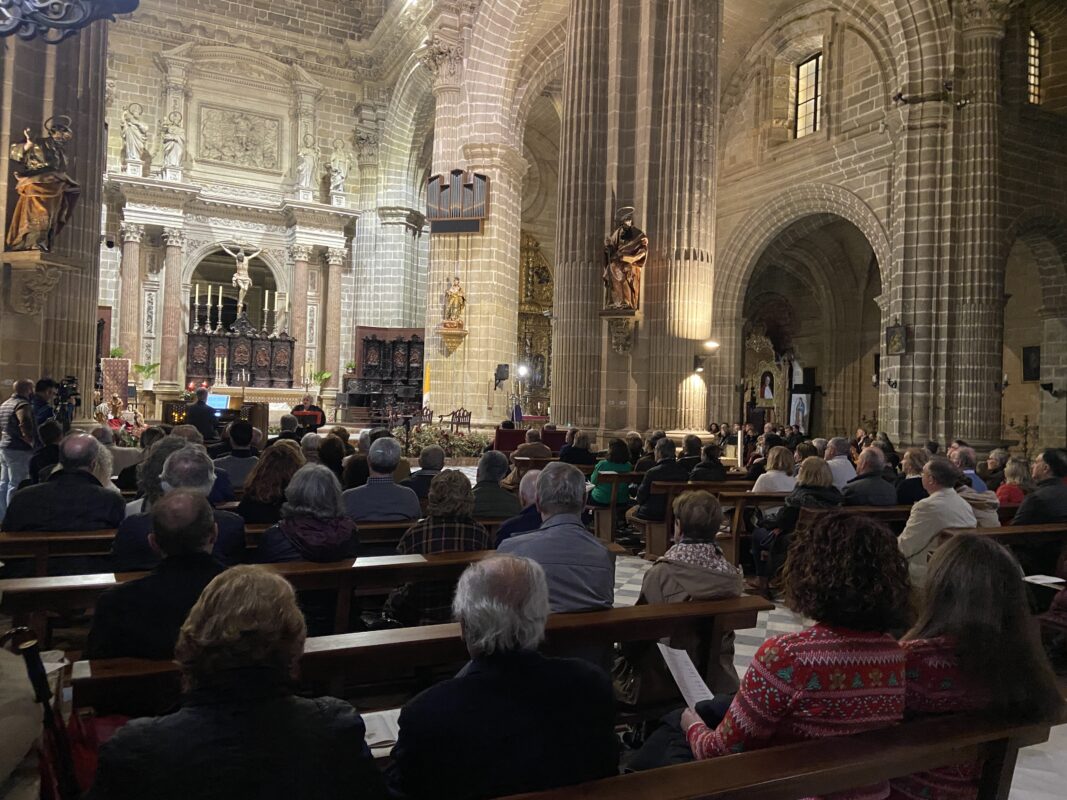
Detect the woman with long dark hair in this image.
<box><xmin>889</xmin><ymin>534</ymin><xmax>1064</xmax><ymax>800</ymax></box>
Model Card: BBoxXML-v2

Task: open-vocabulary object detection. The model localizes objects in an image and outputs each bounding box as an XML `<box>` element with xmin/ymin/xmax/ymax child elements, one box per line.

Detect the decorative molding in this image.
<box><xmin>1</xmin><ymin>252</ymin><xmax>77</xmax><ymax>315</ymax></box>
<box><xmin>162</xmin><ymin>228</ymin><xmax>186</xmax><ymax>248</ymax></box>
<box><xmin>120</xmin><ymin>222</ymin><xmax>144</xmax><ymax>244</ymax></box>
<box><xmin>325</xmin><ymin>247</ymin><xmax>347</xmax><ymax>267</ymax></box>
<box><xmin>437</xmin><ymin>325</ymin><xmax>469</xmax><ymax>355</ymax></box>
<box><xmin>961</xmin><ymin>0</ymin><xmax>1022</xmax><ymax>29</ymax></box>
<box><xmin>354</xmin><ymin>132</ymin><xmax>380</xmax><ymax>164</ymax></box>
<box><xmin>419</xmin><ymin>33</ymin><xmax>463</xmax><ymax>80</ymax></box>
<box><xmin>607</xmin><ymin>318</ymin><xmax>637</xmax><ymax>355</ymax></box>
<box><xmin>143</xmin><ymin>290</ymin><xmax>157</xmax><ymax>335</ymax></box>
<box><xmin>289</xmin><ymin>244</ymin><xmax>314</xmax><ymax>263</ymax></box>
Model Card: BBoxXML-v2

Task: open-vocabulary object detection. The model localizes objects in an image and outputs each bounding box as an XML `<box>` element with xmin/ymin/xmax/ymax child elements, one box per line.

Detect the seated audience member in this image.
<box><xmin>588</xmin><ymin>439</ymin><xmax>634</xmax><ymax>506</ymax></box>
<box><xmin>995</xmin><ymin>456</ymin><xmax>1032</xmax><ymax>507</ymax></box>
<box><xmin>926</xmin><ymin>440</ymin><xmax>940</xmax><ymax>455</ymax></box>
<box><xmin>949</xmin><ymin>445</ymin><xmax>988</xmax><ymax>493</ymax></box>
<box><xmin>954</xmin><ymin>473</ymin><xmax>1001</xmax><ymax>528</ymax></box>
<box><xmin>88</xmin><ymin>567</ymin><xmax>385</xmax><ymax>800</ymax></box>
<box><xmin>750</xmin><ymin>457</ymin><xmax>842</xmax><ymax>596</ymax></box>
<box><xmin>557</xmin><ymin>427</ymin><xmax>577</xmax><ymax>459</ymax></box>
<box><xmin>28</xmin><ymin>419</ymin><xmax>62</xmax><ymax>484</ymax></box>
<box><xmin>897</xmin><ymin>447</ymin><xmax>930</xmax><ymax>505</ymax></box>
<box><xmin>341</xmin><ymin>428</ymin><xmax>411</xmax><ymax>488</ymax></box>
<box><xmin>677</xmin><ymin>434</ymin><xmax>703</xmax><ymax>472</ymax></box>
<box><xmin>401</xmin><ymin>444</ymin><xmax>445</xmax><ymax>500</ymax></box>
<box><xmin>499</xmin><ymin>462</ymin><xmax>614</xmax><ymax>612</ymax></box>
<box><xmin>2</xmin><ymin>434</ymin><xmax>125</xmax><ymax>532</ymax></box>
<box><xmin>898</xmin><ymin>458</ymin><xmax>977</xmax><ymax>583</ymax></box>
<box><xmin>115</xmin><ymin>426</ymin><xmax>167</xmax><ymax>491</ymax></box>
<box><xmin>793</xmin><ymin>441</ymin><xmax>818</xmax><ymax>464</ymax></box>
<box><xmin>500</xmin><ymin>428</ymin><xmax>552</xmax><ymax>490</ymax></box>
<box><xmin>823</xmin><ymin>436</ymin><xmax>857</xmax><ymax>490</ymax></box>
<box><xmin>811</xmin><ymin>437</ymin><xmax>828</xmax><ymax>458</ymax></box>
<box><xmin>617</xmin><ymin>491</ymin><xmax>744</xmax><ymax>705</ymax></box>
<box><xmin>678</xmin><ymin>513</ymin><xmax>908</xmax><ymax>781</ymax></box>
<box><xmin>984</xmin><ymin>448</ymin><xmax>1010</xmax><ymax>492</ymax></box>
<box><xmin>744</xmin><ymin>434</ymin><xmax>785</xmax><ymax>481</ymax></box>
<box><xmin>291</xmin><ymin>393</ymin><xmax>325</xmax><ymax>433</ymax></box>
<box><xmin>386</xmin><ymin>556</ymin><xmax>618</xmax><ymax>799</ymax></box>
<box><xmin>300</xmin><ymin>432</ymin><xmax>323</xmax><ymax>464</ymax></box>
<box><xmin>126</xmin><ymin>436</ymin><xmax>188</xmax><ymax>515</ymax></box>
<box><xmin>625</xmin><ymin>431</ymin><xmax>644</xmax><ymax>466</ymax></box>
<box><xmin>90</xmin><ymin>424</ymin><xmax>143</xmax><ymax>474</ymax></box>
<box><xmin>256</xmin><ymin>464</ymin><xmax>357</xmax><ymax>564</ymax></box>
<box><xmin>212</xmin><ymin>420</ymin><xmax>258</xmax><ymax>488</ymax></box>
<box><xmin>890</xmin><ymin>535</ymin><xmax>1064</xmax><ymax>800</ymax></box>
<box><xmin>317</xmin><ymin>434</ymin><xmax>346</xmax><ymax>481</ymax></box>
<box><xmin>329</xmin><ymin>427</ymin><xmax>355</xmax><ymax>456</ymax></box>
<box><xmin>559</xmin><ymin>430</ymin><xmax>596</xmax><ymax>465</ymax></box>
<box><xmin>236</xmin><ymin>440</ymin><xmax>305</xmax><ymax>525</ymax></box>
<box><xmin>86</xmin><ymin>491</ymin><xmax>225</xmax><ymax>660</ymax></box>
<box><xmin>495</xmin><ymin>469</ymin><xmax>543</xmax><ymax>547</ymax></box>
<box><xmin>690</xmin><ymin>443</ymin><xmax>728</xmax><ymax>483</ymax></box>
<box><xmin>628</xmin><ymin>437</ymin><xmax>689</xmax><ymax>523</ymax></box>
<box><xmin>751</xmin><ymin>446</ymin><xmax>796</xmax><ymax>493</ymax></box>
<box><xmin>1013</xmin><ymin>448</ymin><xmax>1067</xmax><ymax>525</ymax></box>
<box><xmin>634</xmin><ymin>430</ymin><xmax>667</xmax><ymax>473</ymax></box>
<box><xmin>472</xmin><ymin>450</ymin><xmax>523</xmax><ymax>519</ymax></box>
<box><xmin>874</xmin><ymin>432</ymin><xmax>901</xmax><ymax>469</ymax></box>
<box><xmin>842</xmin><ymin>446</ymin><xmax>897</xmax><ymax>506</ymax></box>
<box><xmin>389</xmin><ymin>470</ymin><xmax>491</xmax><ymax>625</ymax></box>
<box><xmin>266</xmin><ymin>413</ymin><xmax>302</xmax><ymax>448</ymax></box>
<box><xmin>112</xmin><ymin>446</ymin><xmax>246</xmax><ymax>571</ymax></box>
<box><xmin>168</xmin><ymin>425</ymin><xmax>235</xmax><ymax>504</ymax></box>
<box><xmin>342</xmin><ymin>437</ymin><xmax>420</xmax><ymax>522</ymax></box>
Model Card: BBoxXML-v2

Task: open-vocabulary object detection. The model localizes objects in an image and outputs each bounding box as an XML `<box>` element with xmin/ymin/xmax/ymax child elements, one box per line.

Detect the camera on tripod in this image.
<box><xmin>54</xmin><ymin>375</ymin><xmax>80</xmax><ymax>430</ymax></box>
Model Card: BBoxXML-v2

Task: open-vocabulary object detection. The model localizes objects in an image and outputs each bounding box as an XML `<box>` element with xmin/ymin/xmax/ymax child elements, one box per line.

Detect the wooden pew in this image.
<box><xmin>717</xmin><ymin>492</ymin><xmax>790</xmax><ymax>566</ymax></box>
<box><xmin>794</xmin><ymin>504</ymin><xmax>915</xmax><ymax>538</ymax></box>
<box><xmin>71</xmin><ymin>595</ymin><xmax>773</xmax><ymax>717</ymax></box>
<box><xmin>588</xmin><ymin>471</ymin><xmax>645</xmax><ymax>544</ymax></box>
<box><xmin>637</xmin><ymin>481</ymin><xmax>756</xmax><ymax>560</ymax></box>
<box><xmin>940</xmin><ymin>522</ymin><xmax>1067</xmax><ymax>548</ymax></box>
<box><xmin>501</xmin><ymin>713</ymin><xmax>1055</xmax><ymax>800</ymax></box>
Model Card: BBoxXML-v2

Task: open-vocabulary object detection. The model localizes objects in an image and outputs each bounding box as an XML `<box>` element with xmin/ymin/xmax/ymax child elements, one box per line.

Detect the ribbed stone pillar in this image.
<box><xmin>1039</xmin><ymin>310</ymin><xmax>1067</xmax><ymax>448</ymax></box>
<box><xmin>289</xmin><ymin>245</ymin><xmax>311</xmax><ymax>360</ymax></box>
<box><xmin>552</xmin><ymin>0</ymin><xmax>610</xmax><ymax>429</ymax></box>
<box><xmin>118</xmin><ymin>222</ymin><xmax>143</xmax><ymax>362</ymax></box>
<box><xmin>158</xmin><ymin>228</ymin><xmax>185</xmax><ymax>389</ymax></box>
<box><xmin>643</xmin><ymin>0</ymin><xmax>718</xmax><ymax>430</ymax></box>
<box><xmin>322</xmin><ymin>247</ymin><xmax>346</xmax><ymax>391</ymax></box>
<box><xmin>951</xmin><ymin>1</ymin><xmax>1013</xmax><ymax>445</ymax></box>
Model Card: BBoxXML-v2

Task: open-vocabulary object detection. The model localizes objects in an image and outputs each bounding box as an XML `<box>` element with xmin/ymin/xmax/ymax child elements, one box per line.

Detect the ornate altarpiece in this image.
<box><xmin>517</xmin><ymin>233</ymin><xmax>553</xmax><ymax>415</ymax></box>
<box><xmin>744</xmin><ymin>333</ymin><xmax>788</xmax><ymax>425</ymax></box>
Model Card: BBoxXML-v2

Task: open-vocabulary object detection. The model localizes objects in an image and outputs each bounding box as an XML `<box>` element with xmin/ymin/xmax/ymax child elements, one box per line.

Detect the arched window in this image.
<box><xmin>1028</xmin><ymin>29</ymin><xmax>1042</xmax><ymax>105</ymax></box>
<box><xmin>795</xmin><ymin>53</ymin><xmax>823</xmax><ymax>138</ymax></box>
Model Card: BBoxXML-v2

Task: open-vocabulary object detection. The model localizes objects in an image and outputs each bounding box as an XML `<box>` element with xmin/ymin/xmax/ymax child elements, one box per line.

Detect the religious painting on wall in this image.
<box><xmin>885</xmin><ymin>324</ymin><xmax>907</xmax><ymax>356</ymax></box>
<box><xmin>759</xmin><ymin>372</ymin><xmax>775</xmax><ymax>401</ymax></box>
<box><xmin>1022</xmin><ymin>346</ymin><xmax>1041</xmax><ymax>382</ymax></box>
<box><xmin>790</xmin><ymin>394</ymin><xmax>811</xmax><ymax>432</ymax></box>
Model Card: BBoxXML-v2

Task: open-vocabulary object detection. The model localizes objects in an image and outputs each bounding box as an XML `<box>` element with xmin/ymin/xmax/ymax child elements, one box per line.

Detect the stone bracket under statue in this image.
<box><xmin>2</xmin><ymin>250</ymin><xmax>79</xmax><ymax>315</ymax></box>
<box><xmin>186</xmin><ymin>313</ymin><xmax>295</xmax><ymax>389</ymax></box>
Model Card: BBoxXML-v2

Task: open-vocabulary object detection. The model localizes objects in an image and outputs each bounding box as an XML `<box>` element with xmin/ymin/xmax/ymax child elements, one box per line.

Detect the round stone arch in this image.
<box><xmin>510</xmin><ymin>19</ymin><xmax>566</xmax><ymax>136</ymax></box>
<box><xmin>1004</xmin><ymin>206</ymin><xmax>1067</xmax><ymax>305</ymax></box>
<box><xmin>182</xmin><ymin>240</ymin><xmax>289</xmax><ymax>296</ymax></box>
<box><xmin>379</xmin><ymin>57</ymin><xmax>435</xmax><ymax>210</ymax></box>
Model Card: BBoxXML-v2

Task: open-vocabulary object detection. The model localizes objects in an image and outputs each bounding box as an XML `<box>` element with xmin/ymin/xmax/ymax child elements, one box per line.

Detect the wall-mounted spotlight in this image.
<box><xmin>1040</xmin><ymin>382</ymin><xmax>1063</xmax><ymax>399</ymax></box>
<box><xmin>693</xmin><ymin>355</ymin><xmax>707</xmax><ymax>374</ymax></box>
<box><xmin>703</xmin><ymin>340</ymin><xmax>720</xmax><ymax>351</ymax></box>
<box><xmin>885</xmin><ymin>377</ymin><xmax>898</xmax><ymax>390</ymax></box>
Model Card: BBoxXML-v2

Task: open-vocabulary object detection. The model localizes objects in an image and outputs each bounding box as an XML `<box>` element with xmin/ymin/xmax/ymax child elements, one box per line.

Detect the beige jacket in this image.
<box><xmin>898</xmin><ymin>488</ymin><xmax>978</xmax><ymax>584</ymax></box>
<box><xmin>956</xmin><ymin>485</ymin><xmax>1001</xmax><ymax>529</ymax></box>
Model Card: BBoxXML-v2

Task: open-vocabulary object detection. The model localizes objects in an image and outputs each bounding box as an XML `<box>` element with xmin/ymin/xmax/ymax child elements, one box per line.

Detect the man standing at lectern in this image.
<box><xmin>292</xmin><ymin>393</ymin><xmax>324</xmax><ymax>433</ymax></box>
<box><xmin>184</xmin><ymin>387</ymin><xmax>218</xmax><ymax>443</ymax></box>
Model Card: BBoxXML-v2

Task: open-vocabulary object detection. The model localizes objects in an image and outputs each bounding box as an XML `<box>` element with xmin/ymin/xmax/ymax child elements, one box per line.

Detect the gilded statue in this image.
<box><xmin>296</xmin><ymin>133</ymin><xmax>318</xmax><ymax>190</ymax></box>
<box><xmin>6</xmin><ymin>116</ymin><xmax>81</xmax><ymax>252</ymax></box>
<box><xmin>220</xmin><ymin>242</ymin><xmax>262</xmax><ymax>315</ymax></box>
<box><xmin>444</xmin><ymin>277</ymin><xmax>466</xmax><ymax>325</ymax></box>
<box><xmin>120</xmin><ymin>103</ymin><xmax>149</xmax><ymax>163</ymax></box>
<box><xmin>603</xmin><ymin>206</ymin><xmax>648</xmax><ymax>310</ymax></box>
<box><xmin>160</xmin><ymin>111</ymin><xmax>185</xmax><ymax>169</ymax></box>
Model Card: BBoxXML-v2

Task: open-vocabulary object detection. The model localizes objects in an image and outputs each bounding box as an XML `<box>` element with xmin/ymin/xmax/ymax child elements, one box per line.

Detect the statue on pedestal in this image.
<box><xmin>120</xmin><ymin>103</ymin><xmax>149</xmax><ymax>164</ymax></box>
<box><xmin>160</xmin><ymin>111</ymin><xmax>185</xmax><ymax>171</ymax></box>
<box><xmin>444</xmin><ymin>276</ymin><xmax>466</xmax><ymax>327</ymax></box>
<box><xmin>220</xmin><ymin>242</ymin><xmax>262</xmax><ymax>315</ymax></box>
<box><xmin>603</xmin><ymin>206</ymin><xmax>648</xmax><ymax>310</ymax></box>
<box><xmin>6</xmin><ymin>116</ymin><xmax>80</xmax><ymax>252</ymax></box>
<box><xmin>328</xmin><ymin>138</ymin><xmax>351</xmax><ymax>195</ymax></box>
<box><xmin>296</xmin><ymin>133</ymin><xmax>318</xmax><ymax>191</ymax></box>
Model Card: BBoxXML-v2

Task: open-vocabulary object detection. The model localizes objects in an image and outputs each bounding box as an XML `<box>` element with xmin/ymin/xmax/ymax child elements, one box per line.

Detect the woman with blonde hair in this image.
<box><xmin>995</xmin><ymin>456</ymin><xmax>1032</xmax><ymax>507</ymax></box>
<box><xmin>751</xmin><ymin>446</ymin><xmax>796</xmax><ymax>493</ymax></box>
<box><xmin>89</xmin><ymin>566</ymin><xmax>385</xmax><ymax>799</ymax></box>
<box><xmin>897</xmin><ymin>446</ymin><xmax>930</xmax><ymax>504</ymax></box>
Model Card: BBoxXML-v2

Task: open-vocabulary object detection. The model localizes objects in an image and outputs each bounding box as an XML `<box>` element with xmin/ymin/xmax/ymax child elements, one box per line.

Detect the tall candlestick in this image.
<box><xmin>195</xmin><ymin>283</ymin><xmax>199</xmax><ymax>307</ymax></box>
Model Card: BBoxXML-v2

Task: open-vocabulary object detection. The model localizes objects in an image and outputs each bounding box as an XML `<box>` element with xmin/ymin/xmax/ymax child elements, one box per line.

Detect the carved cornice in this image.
<box><xmin>120</xmin><ymin>222</ymin><xmax>144</xmax><ymax>244</ymax></box>
<box><xmin>377</xmin><ymin>206</ymin><xmax>426</xmax><ymax>231</ymax></box>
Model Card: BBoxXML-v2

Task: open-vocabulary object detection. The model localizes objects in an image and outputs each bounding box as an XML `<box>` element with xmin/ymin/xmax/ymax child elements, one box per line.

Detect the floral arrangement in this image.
<box><xmin>391</xmin><ymin>425</ymin><xmax>491</xmax><ymax>458</ymax></box>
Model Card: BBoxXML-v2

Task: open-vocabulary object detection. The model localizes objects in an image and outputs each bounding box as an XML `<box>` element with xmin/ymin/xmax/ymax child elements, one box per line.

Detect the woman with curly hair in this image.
<box><xmin>236</xmin><ymin>439</ymin><xmax>305</xmax><ymax>525</ymax></box>
<box><xmin>680</xmin><ymin>511</ymin><xmax>910</xmax><ymax>797</ymax></box>
<box><xmin>88</xmin><ymin>567</ymin><xmax>385</xmax><ymax>800</ymax></box>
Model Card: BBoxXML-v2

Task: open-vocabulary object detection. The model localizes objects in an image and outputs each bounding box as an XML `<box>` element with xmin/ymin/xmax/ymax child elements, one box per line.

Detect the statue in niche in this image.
<box><xmin>120</xmin><ymin>103</ymin><xmax>149</xmax><ymax>163</ymax></box>
<box><xmin>603</xmin><ymin>206</ymin><xmax>649</xmax><ymax>310</ymax></box>
<box><xmin>220</xmin><ymin>242</ymin><xmax>262</xmax><ymax>316</ymax></box>
<box><xmin>160</xmin><ymin>111</ymin><xmax>185</xmax><ymax>169</ymax></box>
<box><xmin>6</xmin><ymin>116</ymin><xmax>80</xmax><ymax>252</ymax></box>
<box><xmin>296</xmin><ymin>133</ymin><xmax>318</xmax><ymax>190</ymax></box>
<box><xmin>328</xmin><ymin>138</ymin><xmax>351</xmax><ymax>194</ymax></box>
<box><xmin>443</xmin><ymin>277</ymin><xmax>466</xmax><ymax>327</ymax></box>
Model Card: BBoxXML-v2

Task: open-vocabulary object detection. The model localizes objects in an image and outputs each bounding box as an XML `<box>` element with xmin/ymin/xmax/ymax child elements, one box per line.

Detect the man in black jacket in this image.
<box><xmin>87</xmin><ymin>491</ymin><xmax>225</xmax><ymax>660</ymax></box>
<box><xmin>1015</xmin><ymin>448</ymin><xmax>1067</xmax><ymax>525</ymax></box>
<box><xmin>387</xmin><ymin>555</ymin><xmax>617</xmax><ymax>799</ymax></box>
<box><xmin>183</xmin><ymin>387</ymin><xmax>219</xmax><ymax>442</ymax></box>
<box><xmin>401</xmin><ymin>445</ymin><xmax>444</xmax><ymax>500</ymax></box>
<box><xmin>628</xmin><ymin>437</ymin><xmax>689</xmax><ymax>522</ymax></box>
<box><xmin>842</xmin><ymin>447</ymin><xmax>897</xmax><ymax>507</ymax></box>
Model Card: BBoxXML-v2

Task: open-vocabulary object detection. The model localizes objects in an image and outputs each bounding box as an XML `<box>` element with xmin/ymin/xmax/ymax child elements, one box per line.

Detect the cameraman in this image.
<box><xmin>32</xmin><ymin>378</ymin><xmax>58</xmax><ymax>428</ymax></box>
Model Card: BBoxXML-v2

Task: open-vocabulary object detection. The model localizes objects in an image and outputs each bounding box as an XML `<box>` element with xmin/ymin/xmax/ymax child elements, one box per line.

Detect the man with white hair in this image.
<box><xmin>842</xmin><ymin>446</ymin><xmax>897</xmax><ymax>506</ymax></box>
<box><xmin>949</xmin><ymin>445</ymin><xmax>988</xmax><ymax>493</ymax></box>
<box><xmin>824</xmin><ymin>437</ymin><xmax>857</xmax><ymax>490</ymax></box>
<box><xmin>300</xmin><ymin>432</ymin><xmax>322</xmax><ymax>464</ymax></box>
<box><xmin>111</xmin><ymin>445</ymin><xmax>246</xmax><ymax>571</ymax></box>
<box><xmin>498</xmin><ymin>462</ymin><xmax>614</xmax><ymax>612</ymax></box>
<box><xmin>2</xmin><ymin>433</ymin><xmax>125</xmax><ymax>532</ymax></box>
<box><xmin>342</xmin><ymin>436</ymin><xmax>420</xmax><ymax>522</ymax></box>
<box><xmin>387</xmin><ymin>555</ymin><xmax>618</xmax><ymax>799</ymax></box>
<box><xmin>90</xmin><ymin>424</ymin><xmax>143</xmax><ymax>474</ymax></box>
<box><xmin>494</xmin><ymin>468</ymin><xmax>542</xmax><ymax>547</ymax></box>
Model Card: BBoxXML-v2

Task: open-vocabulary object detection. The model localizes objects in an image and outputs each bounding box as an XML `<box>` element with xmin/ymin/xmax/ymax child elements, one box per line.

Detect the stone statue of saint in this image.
<box><xmin>296</xmin><ymin>134</ymin><xmax>318</xmax><ymax>190</ymax></box>
<box><xmin>6</xmin><ymin>116</ymin><xmax>81</xmax><ymax>252</ymax></box>
<box><xmin>444</xmin><ymin>277</ymin><xmax>466</xmax><ymax>324</ymax></box>
<box><xmin>220</xmin><ymin>242</ymin><xmax>262</xmax><ymax>315</ymax></box>
<box><xmin>603</xmin><ymin>206</ymin><xmax>649</xmax><ymax>310</ymax></box>
<box><xmin>328</xmin><ymin>139</ymin><xmax>351</xmax><ymax>194</ymax></box>
<box><xmin>160</xmin><ymin>111</ymin><xmax>185</xmax><ymax>169</ymax></box>
<box><xmin>120</xmin><ymin>103</ymin><xmax>149</xmax><ymax>163</ymax></box>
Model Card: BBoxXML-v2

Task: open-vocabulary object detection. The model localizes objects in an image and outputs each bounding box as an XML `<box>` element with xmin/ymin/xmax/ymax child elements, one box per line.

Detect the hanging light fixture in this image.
<box><xmin>1</xmin><ymin>0</ymin><xmax>138</xmax><ymax>44</ymax></box>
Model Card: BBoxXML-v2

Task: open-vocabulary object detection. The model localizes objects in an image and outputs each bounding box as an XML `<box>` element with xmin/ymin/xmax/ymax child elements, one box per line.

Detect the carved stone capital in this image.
<box><xmin>289</xmin><ymin>244</ymin><xmax>314</xmax><ymax>263</ymax></box>
<box><xmin>354</xmin><ymin>132</ymin><xmax>379</xmax><ymax>165</ymax></box>
<box><xmin>120</xmin><ymin>222</ymin><xmax>144</xmax><ymax>244</ymax></box>
<box><xmin>961</xmin><ymin>0</ymin><xmax>1020</xmax><ymax>32</ymax></box>
<box><xmin>420</xmin><ymin>34</ymin><xmax>463</xmax><ymax>83</ymax></box>
<box><xmin>162</xmin><ymin>228</ymin><xmax>185</xmax><ymax>248</ymax></box>
<box><xmin>325</xmin><ymin>247</ymin><xmax>347</xmax><ymax>267</ymax></box>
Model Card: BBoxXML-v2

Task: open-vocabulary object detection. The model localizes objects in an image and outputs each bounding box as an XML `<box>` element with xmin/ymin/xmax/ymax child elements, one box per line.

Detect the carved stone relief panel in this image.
<box><xmin>198</xmin><ymin>105</ymin><xmax>282</xmax><ymax>173</ymax></box>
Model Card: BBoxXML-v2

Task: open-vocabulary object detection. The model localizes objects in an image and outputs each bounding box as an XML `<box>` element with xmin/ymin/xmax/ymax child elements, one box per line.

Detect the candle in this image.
<box><xmin>195</xmin><ymin>283</ymin><xmax>199</xmax><ymax>307</ymax></box>
<box><xmin>274</xmin><ymin>292</ymin><xmax>279</xmax><ymax>312</ymax></box>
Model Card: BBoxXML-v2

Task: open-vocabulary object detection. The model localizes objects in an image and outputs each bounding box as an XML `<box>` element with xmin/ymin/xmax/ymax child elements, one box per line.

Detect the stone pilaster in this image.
<box><xmin>1038</xmin><ymin>309</ymin><xmax>1067</xmax><ymax>448</ymax></box>
<box><xmin>158</xmin><ymin>228</ymin><xmax>185</xmax><ymax>388</ymax></box>
<box><xmin>322</xmin><ymin>247</ymin><xmax>347</xmax><ymax>392</ymax></box>
<box><xmin>289</xmin><ymin>244</ymin><xmax>312</xmax><ymax>355</ymax></box>
<box><xmin>352</xmin><ymin>124</ymin><xmax>381</xmax><ymax>328</ymax></box>
<box><xmin>118</xmin><ymin>222</ymin><xmax>144</xmax><ymax>363</ymax></box>
<box><xmin>552</xmin><ymin>0</ymin><xmax>611</xmax><ymax>429</ymax></box>
<box><xmin>377</xmin><ymin>207</ymin><xmax>426</xmax><ymax>326</ymax></box>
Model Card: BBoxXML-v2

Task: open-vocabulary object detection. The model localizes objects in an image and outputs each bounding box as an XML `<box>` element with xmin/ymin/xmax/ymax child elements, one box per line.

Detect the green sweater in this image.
<box><xmin>589</xmin><ymin>460</ymin><xmax>633</xmax><ymax>505</ymax></box>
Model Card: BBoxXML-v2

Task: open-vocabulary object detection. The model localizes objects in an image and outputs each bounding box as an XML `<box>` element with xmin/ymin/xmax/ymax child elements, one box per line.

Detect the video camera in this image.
<box><xmin>54</xmin><ymin>375</ymin><xmax>80</xmax><ymax>430</ymax></box>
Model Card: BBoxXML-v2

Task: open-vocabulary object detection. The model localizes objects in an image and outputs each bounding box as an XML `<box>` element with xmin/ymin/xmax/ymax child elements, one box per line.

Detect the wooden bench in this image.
<box><xmin>632</xmin><ymin>482</ymin><xmax>758</xmax><ymax>560</ymax></box>
<box><xmin>794</xmin><ymin>504</ymin><xmax>915</xmax><ymax>537</ymax></box>
<box><xmin>501</xmin><ymin>713</ymin><xmax>1056</xmax><ymax>800</ymax></box>
<box><xmin>588</xmin><ymin>471</ymin><xmax>646</xmax><ymax>543</ymax></box>
<box><xmin>71</xmin><ymin>595</ymin><xmax>773</xmax><ymax>717</ymax></box>
<box><xmin>716</xmin><ymin>492</ymin><xmax>791</xmax><ymax>565</ymax></box>
<box><xmin>940</xmin><ymin>522</ymin><xmax>1067</xmax><ymax>548</ymax></box>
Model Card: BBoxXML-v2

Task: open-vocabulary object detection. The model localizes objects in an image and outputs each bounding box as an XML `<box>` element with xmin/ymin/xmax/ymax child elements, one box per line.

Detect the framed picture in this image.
<box><xmin>885</xmin><ymin>325</ymin><xmax>907</xmax><ymax>356</ymax></box>
<box><xmin>790</xmin><ymin>394</ymin><xmax>811</xmax><ymax>433</ymax></box>
<box><xmin>1022</xmin><ymin>346</ymin><xmax>1041</xmax><ymax>382</ymax></box>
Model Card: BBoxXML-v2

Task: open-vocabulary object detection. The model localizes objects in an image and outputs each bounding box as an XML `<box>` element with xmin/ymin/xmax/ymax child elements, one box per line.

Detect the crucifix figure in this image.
<box><xmin>220</xmin><ymin>243</ymin><xmax>262</xmax><ymax>315</ymax></box>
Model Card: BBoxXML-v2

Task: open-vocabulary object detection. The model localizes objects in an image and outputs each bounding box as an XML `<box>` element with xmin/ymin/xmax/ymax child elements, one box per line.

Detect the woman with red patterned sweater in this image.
<box><xmin>889</xmin><ymin>535</ymin><xmax>1063</xmax><ymax>800</ymax></box>
<box><xmin>681</xmin><ymin>512</ymin><xmax>911</xmax><ymax>800</ymax></box>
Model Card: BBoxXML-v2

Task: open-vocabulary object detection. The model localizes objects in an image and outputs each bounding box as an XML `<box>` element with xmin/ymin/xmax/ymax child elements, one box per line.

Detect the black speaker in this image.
<box><xmin>494</xmin><ymin>364</ymin><xmax>510</xmax><ymax>382</ymax></box>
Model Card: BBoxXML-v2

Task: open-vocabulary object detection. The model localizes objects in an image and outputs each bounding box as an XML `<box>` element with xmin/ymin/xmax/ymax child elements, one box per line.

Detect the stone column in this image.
<box><xmin>1039</xmin><ymin>310</ymin><xmax>1067</xmax><ymax>448</ymax></box>
<box><xmin>642</xmin><ymin>0</ymin><xmax>718</xmax><ymax>430</ymax></box>
<box><xmin>950</xmin><ymin>1</ymin><xmax>1013</xmax><ymax>446</ymax></box>
<box><xmin>118</xmin><ymin>222</ymin><xmax>144</xmax><ymax>363</ymax></box>
<box><xmin>352</xmin><ymin>125</ymin><xmax>381</xmax><ymax>328</ymax></box>
<box><xmin>158</xmin><ymin>228</ymin><xmax>185</xmax><ymax>388</ymax></box>
<box><xmin>322</xmin><ymin>247</ymin><xmax>346</xmax><ymax>391</ymax></box>
<box><xmin>289</xmin><ymin>244</ymin><xmax>311</xmax><ymax>355</ymax></box>
<box><xmin>552</xmin><ymin>0</ymin><xmax>611</xmax><ymax>429</ymax></box>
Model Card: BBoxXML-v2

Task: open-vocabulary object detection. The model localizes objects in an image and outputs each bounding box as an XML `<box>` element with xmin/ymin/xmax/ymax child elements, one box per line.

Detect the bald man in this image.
<box><xmin>0</xmin><ymin>379</ymin><xmax>38</xmax><ymax>517</ymax></box>
<box><xmin>2</xmin><ymin>433</ymin><xmax>125</xmax><ymax>532</ymax></box>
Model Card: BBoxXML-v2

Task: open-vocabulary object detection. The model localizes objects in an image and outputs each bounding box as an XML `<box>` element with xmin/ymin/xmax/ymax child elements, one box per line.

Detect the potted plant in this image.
<box><xmin>133</xmin><ymin>362</ymin><xmax>160</xmax><ymax>392</ymax></box>
<box><xmin>109</xmin><ymin>347</ymin><xmax>125</xmax><ymax>358</ymax></box>
<box><xmin>311</xmin><ymin>370</ymin><xmax>333</xmax><ymax>401</ymax></box>
<box><xmin>344</xmin><ymin>360</ymin><xmax>357</xmax><ymax>375</ymax></box>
